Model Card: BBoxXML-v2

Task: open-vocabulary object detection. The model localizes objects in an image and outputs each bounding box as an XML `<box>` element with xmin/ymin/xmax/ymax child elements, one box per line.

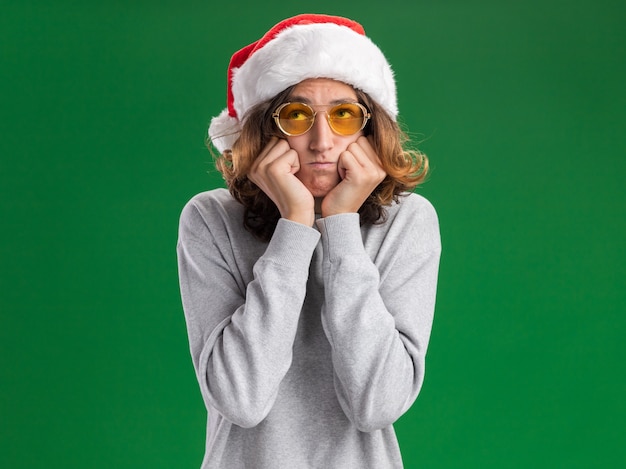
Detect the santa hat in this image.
<box><xmin>208</xmin><ymin>14</ymin><xmax>397</xmax><ymax>153</ymax></box>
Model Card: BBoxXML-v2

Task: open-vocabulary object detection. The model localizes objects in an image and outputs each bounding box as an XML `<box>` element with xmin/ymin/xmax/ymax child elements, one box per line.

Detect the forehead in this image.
<box><xmin>289</xmin><ymin>78</ymin><xmax>357</xmax><ymax>103</ymax></box>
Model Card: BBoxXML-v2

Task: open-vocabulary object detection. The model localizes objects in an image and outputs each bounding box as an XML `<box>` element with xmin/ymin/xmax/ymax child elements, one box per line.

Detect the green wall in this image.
<box><xmin>1</xmin><ymin>1</ymin><xmax>624</xmax><ymax>467</ymax></box>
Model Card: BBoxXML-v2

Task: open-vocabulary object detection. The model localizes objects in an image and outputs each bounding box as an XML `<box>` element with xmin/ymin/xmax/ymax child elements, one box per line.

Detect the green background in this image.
<box><xmin>2</xmin><ymin>0</ymin><xmax>624</xmax><ymax>467</ymax></box>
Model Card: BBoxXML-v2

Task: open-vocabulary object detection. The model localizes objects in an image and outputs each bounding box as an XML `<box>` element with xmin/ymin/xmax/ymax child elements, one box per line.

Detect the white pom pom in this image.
<box><xmin>208</xmin><ymin>109</ymin><xmax>241</xmax><ymax>153</ymax></box>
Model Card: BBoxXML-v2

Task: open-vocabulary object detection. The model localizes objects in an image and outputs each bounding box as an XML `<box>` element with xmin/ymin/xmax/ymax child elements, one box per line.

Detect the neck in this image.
<box><xmin>314</xmin><ymin>198</ymin><xmax>323</xmax><ymax>215</ymax></box>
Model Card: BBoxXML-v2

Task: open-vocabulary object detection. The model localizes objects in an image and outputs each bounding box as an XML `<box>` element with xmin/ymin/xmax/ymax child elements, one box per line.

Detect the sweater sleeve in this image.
<box><xmin>177</xmin><ymin>199</ymin><xmax>321</xmax><ymax>428</ymax></box>
<box><xmin>315</xmin><ymin>201</ymin><xmax>441</xmax><ymax>432</ymax></box>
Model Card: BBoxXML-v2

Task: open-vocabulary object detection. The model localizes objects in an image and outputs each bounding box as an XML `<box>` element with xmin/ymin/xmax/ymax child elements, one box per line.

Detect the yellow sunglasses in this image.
<box><xmin>272</xmin><ymin>102</ymin><xmax>371</xmax><ymax>137</ymax></box>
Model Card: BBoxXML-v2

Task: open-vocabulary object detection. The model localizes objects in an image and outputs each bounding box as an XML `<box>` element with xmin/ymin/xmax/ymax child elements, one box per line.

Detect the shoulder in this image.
<box><xmin>390</xmin><ymin>192</ymin><xmax>439</xmax><ymax>226</ymax></box>
<box><xmin>182</xmin><ymin>187</ymin><xmax>238</xmax><ymax>211</ymax></box>
<box><xmin>179</xmin><ymin>188</ymin><xmax>245</xmax><ymax>236</ymax></box>
<box><xmin>378</xmin><ymin>192</ymin><xmax>440</xmax><ymax>253</ymax></box>
<box><xmin>181</xmin><ymin>188</ymin><xmax>242</xmax><ymax>219</ymax></box>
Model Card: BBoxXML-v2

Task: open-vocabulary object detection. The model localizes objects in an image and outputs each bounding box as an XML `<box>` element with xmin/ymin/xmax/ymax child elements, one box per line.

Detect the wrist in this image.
<box><xmin>320</xmin><ymin>199</ymin><xmax>360</xmax><ymax>219</ymax></box>
<box><xmin>284</xmin><ymin>208</ymin><xmax>315</xmax><ymax>227</ymax></box>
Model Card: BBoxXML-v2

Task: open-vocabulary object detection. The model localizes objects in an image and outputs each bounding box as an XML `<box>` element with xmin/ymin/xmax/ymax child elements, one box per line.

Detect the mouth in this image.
<box><xmin>308</xmin><ymin>161</ymin><xmax>336</xmax><ymax>170</ymax></box>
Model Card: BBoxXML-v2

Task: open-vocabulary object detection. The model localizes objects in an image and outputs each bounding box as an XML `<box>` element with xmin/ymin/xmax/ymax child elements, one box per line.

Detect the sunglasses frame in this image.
<box><xmin>272</xmin><ymin>101</ymin><xmax>371</xmax><ymax>137</ymax></box>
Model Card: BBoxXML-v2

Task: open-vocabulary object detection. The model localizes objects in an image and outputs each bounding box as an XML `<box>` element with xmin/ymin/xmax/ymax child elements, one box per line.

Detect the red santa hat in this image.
<box><xmin>208</xmin><ymin>14</ymin><xmax>397</xmax><ymax>153</ymax></box>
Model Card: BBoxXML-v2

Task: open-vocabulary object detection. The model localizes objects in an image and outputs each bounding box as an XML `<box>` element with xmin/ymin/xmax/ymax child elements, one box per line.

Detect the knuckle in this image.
<box><xmin>266</xmin><ymin>164</ymin><xmax>282</xmax><ymax>177</ymax></box>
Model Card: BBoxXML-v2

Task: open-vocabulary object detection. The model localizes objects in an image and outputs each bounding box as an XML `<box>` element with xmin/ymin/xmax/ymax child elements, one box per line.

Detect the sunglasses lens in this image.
<box><xmin>328</xmin><ymin>103</ymin><xmax>367</xmax><ymax>135</ymax></box>
<box><xmin>276</xmin><ymin>103</ymin><xmax>314</xmax><ymax>135</ymax></box>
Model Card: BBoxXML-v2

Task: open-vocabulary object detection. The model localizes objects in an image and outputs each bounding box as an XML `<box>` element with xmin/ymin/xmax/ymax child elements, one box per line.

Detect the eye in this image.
<box><xmin>279</xmin><ymin>103</ymin><xmax>314</xmax><ymax>121</ymax></box>
<box><xmin>288</xmin><ymin>110</ymin><xmax>308</xmax><ymax>120</ymax></box>
<box><xmin>331</xmin><ymin>104</ymin><xmax>361</xmax><ymax>119</ymax></box>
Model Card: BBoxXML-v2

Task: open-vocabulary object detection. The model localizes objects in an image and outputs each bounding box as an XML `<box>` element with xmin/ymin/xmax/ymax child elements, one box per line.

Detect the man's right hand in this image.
<box><xmin>248</xmin><ymin>137</ymin><xmax>315</xmax><ymax>227</ymax></box>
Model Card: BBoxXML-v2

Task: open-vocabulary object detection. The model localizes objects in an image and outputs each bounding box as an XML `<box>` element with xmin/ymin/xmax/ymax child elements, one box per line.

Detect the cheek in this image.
<box><xmin>285</xmin><ymin>135</ymin><xmax>307</xmax><ymax>154</ymax></box>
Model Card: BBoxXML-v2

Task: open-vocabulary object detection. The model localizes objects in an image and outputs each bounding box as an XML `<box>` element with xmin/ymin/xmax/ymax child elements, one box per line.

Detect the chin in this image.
<box><xmin>306</xmin><ymin>188</ymin><xmax>329</xmax><ymax>198</ymax></box>
<box><xmin>300</xmin><ymin>175</ymin><xmax>340</xmax><ymax>198</ymax></box>
<box><xmin>305</xmin><ymin>183</ymin><xmax>339</xmax><ymax>198</ymax></box>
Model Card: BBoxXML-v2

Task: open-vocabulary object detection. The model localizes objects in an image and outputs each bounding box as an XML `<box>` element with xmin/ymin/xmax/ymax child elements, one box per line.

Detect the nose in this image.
<box><xmin>308</xmin><ymin>112</ymin><xmax>334</xmax><ymax>152</ymax></box>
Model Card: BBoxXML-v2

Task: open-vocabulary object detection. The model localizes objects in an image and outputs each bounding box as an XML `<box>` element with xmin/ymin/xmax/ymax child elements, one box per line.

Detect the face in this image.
<box><xmin>283</xmin><ymin>78</ymin><xmax>364</xmax><ymax>199</ymax></box>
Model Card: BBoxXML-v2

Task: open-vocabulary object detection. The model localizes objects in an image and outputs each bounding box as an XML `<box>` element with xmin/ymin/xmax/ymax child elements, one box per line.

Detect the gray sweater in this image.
<box><xmin>177</xmin><ymin>188</ymin><xmax>441</xmax><ymax>468</ymax></box>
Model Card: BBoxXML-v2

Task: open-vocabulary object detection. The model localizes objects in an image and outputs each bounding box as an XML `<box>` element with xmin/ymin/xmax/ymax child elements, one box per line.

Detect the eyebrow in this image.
<box><xmin>288</xmin><ymin>96</ymin><xmax>357</xmax><ymax>105</ymax></box>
